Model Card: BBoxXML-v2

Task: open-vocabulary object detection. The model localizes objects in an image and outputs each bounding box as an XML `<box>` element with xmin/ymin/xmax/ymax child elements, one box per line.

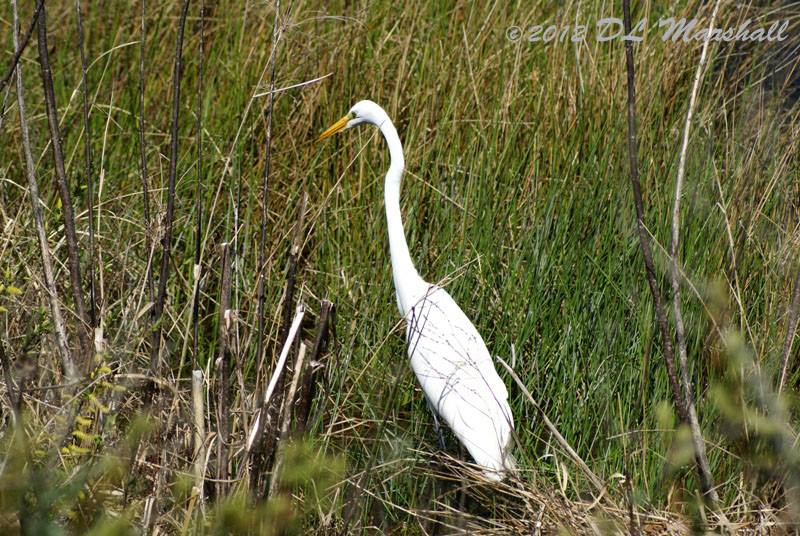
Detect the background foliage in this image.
<box><xmin>1</xmin><ymin>0</ymin><xmax>799</xmax><ymax>532</ymax></box>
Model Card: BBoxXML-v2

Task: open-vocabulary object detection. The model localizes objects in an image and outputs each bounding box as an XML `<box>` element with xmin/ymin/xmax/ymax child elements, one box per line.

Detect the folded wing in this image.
<box><xmin>405</xmin><ymin>285</ymin><xmax>514</xmax><ymax>479</ymax></box>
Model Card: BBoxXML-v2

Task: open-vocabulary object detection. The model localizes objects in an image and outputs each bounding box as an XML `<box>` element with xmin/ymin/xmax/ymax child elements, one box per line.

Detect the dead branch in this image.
<box><xmin>0</xmin><ymin>339</ymin><xmax>20</xmax><ymax>427</ymax></box>
<box><xmin>138</xmin><ymin>0</ymin><xmax>155</xmax><ymax>321</ymax></box>
<box><xmin>192</xmin><ymin>369</ymin><xmax>206</xmax><ymax>505</ymax></box>
<box><xmin>668</xmin><ymin>0</ymin><xmax>722</xmax><ymax>506</ymax></box>
<box><xmin>279</xmin><ymin>192</ymin><xmax>308</xmax><ymax>348</ymax></box>
<box><xmin>248</xmin><ymin>303</ymin><xmax>305</xmax><ymax>496</ymax></box>
<box><xmin>496</xmin><ymin>356</ymin><xmax>605</xmax><ymax>495</ymax></box>
<box><xmin>255</xmin><ymin>0</ymin><xmax>284</xmax><ymax>402</ymax></box>
<box><xmin>150</xmin><ymin>0</ymin><xmax>191</xmax><ymax>374</ymax></box>
<box><xmin>268</xmin><ymin>342</ymin><xmax>307</xmax><ymax>499</ymax></box>
<box><xmin>37</xmin><ymin>0</ymin><xmax>90</xmax><ymax>359</ymax></box>
<box><xmin>294</xmin><ymin>299</ymin><xmax>333</xmax><ymax>435</ymax></box>
<box><xmin>12</xmin><ymin>0</ymin><xmax>75</xmax><ymax>388</ymax></box>
<box><xmin>75</xmin><ymin>0</ymin><xmax>98</xmax><ymax>333</ymax></box>
<box><xmin>0</xmin><ymin>0</ymin><xmax>43</xmax><ymax>95</ymax></box>
<box><xmin>192</xmin><ymin>0</ymin><xmax>206</xmax><ymax>372</ymax></box>
<box><xmin>621</xmin><ymin>0</ymin><xmax>686</xmax><ymax>422</ymax></box>
<box><xmin>216</xmin><ymin>242</ymin><xmax>233</xmax><ymax>497</ymax></box>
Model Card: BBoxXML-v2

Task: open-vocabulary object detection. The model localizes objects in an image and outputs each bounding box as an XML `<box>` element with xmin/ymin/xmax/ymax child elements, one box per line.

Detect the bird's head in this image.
<box><xmin>318</xmin><ymin>100</ymin><xmax>389</xmax><ymax>141</ymax></box>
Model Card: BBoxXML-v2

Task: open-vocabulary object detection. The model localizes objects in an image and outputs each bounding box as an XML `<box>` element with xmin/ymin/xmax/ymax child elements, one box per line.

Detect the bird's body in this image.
<box><xmin>404</xmin><ymin>283</ymin><xmax>515</xmax><ymax>480</ymax></box>
<box><xmin>320</xmin><ymin>100</ymin><xmax>515</xmax><ymax>481</ymax></box>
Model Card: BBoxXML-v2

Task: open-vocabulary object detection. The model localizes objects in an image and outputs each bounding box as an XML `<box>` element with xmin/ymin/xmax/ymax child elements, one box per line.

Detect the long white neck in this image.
<box><xmin>379</xmin><ymin>118</ymin><xmax>422</xmax><ymax>314</ymax></box>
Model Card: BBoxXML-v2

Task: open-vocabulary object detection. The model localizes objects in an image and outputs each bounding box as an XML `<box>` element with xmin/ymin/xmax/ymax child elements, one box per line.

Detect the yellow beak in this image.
<box><xmin>318</xmin><ymin>113</ymin><xmax>352</xmax><ymax>141</ymax></box>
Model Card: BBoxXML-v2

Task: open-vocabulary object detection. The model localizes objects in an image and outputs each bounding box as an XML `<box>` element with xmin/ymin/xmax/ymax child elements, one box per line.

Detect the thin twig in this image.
<box><xmin>12</xmin><ymin>0</ymin><xmax>75</xmax><ymax>388</ymax></box>
<box><xmin>150</xmin><ymin>0</ymin><xmax>191</xmax><ymax>374</ymax></box>
<box><xmin>75</xmin><ymin>0</ymin><xmax>98</xmax><ymax>335</ymax></box>
<box><xmin>216</xmin><ymin>242</ymin><xmax>233</xmax><ymax>497</ymax></box>
<box><xmin>280</xmin><ymin>192</ymin><xmax>308</xmax><ymax>345</ymax></box>
<box><xmin>496</xmin><ymin>356</ymin><xmax>605</xmax><ymax>494</ymax></box>
<box><xmin>294</xmin><ymin>299</ymin><xmax>333</xmax><ymax>435</ymax></box>
<box><xmin>669</xmin><ymin>0</ymin><xmax>721</xmax><ymax>505</ymax></box>
<box><xmin>0</xmin><ymin>0</ymin><xmax>43</xmax><ymax>95</ymax></box>
<box><xmin>625</xmin><ymin>473</ymin><xmax>640</xmax><ymax>536</ymax></box>
<box><xmin>253</xmin><ymin>73</ymin><xmax>332</xmax><ymax>98</ymax></box>
<box><xmin>192</xmin><ymin>369</ymin><xmax>206</xmax><ymax>506</ymax></box>
<box><xmin>192</xmin><ymin>0</ymin><xmax>206</xmax><ymax>372</ymax></box>
<box><xmin>37</xmin><ymin>0</ymin><xmax>91</xmax><ymax>360</ymax></box>
<box><xmin>621</xmin><ymin>0</ymin><xmax>687</xmax><ymax>422</ymax></box>
<box><xmin>248</xmin><ymin>304</ymin><xmax>306</xmax><ymax>452</ymax></box>
<box><xmin>150</xmin><ymin>393</ymin><xmax>182</xmax><ymax>525</ymax></box>
<box><xmin>268</xmin><ymin>342</ymin><xmax>307</xmax><ymax>499</ymax></box>
<box><xmin>138</xmin><ymin>0</ymin><xmax>155</xmax><ymax>319</ymax></box>
<box><xmin>255</xmin><ymin>0</ymin><xmax>285</xmax><ymax>403</ymax></box>
<box><xmin>248</xmin><ymin>303</ymin><xmax>305</xmax><ymax>495</ymax></box>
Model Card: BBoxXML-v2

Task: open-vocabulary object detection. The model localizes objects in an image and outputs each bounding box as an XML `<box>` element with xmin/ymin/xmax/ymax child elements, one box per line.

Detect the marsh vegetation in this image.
<box><xmin>1</xmin><ymin>0</ymin><xmax>799</xmax><ymax>533</ymax></box>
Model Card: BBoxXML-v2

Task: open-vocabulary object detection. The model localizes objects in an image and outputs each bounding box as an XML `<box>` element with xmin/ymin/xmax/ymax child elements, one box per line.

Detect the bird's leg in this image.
<box><xmin>427</xmin><ymin>400</ymin><xmax>447</xmax><ymax>451</ymax></box>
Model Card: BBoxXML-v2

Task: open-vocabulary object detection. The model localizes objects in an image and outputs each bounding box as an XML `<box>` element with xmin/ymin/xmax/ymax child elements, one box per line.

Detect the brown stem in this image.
<box><xmin>191</xmin><ymin>369</ymin><xmax>206</xmax><ymax>503</ymax></box>
<box><xmin>0</xmin><ymin>0</ymin><xmax>43</xmax><ymax>95</ymax></box>
<box><xmin>149</xmin><ymin>391</ymin><xmax>183</xmax><ymax>526</ymax></box>
<box><xmin>668</xmin><ymin>0</ymin><xmax>721</xmax><ymax>506</ymax></box>
<box><xmin>75</xmin><ymin>0</ymin><xmax>97</xmax><ymax>334</ymax></box>
<box><xmin>294</xmin><ymin>299</ymin><xmax>333</xmax><ymax>435</ymax></box>
<box><xmin>279</xmin><ymin>193</ymin><xmax>308</xmax><ymax>344</ymax></box>
<box><xmin>139</xmin><ymin>0</ymin><xmax>155</xmax><ymax>320</ymax></box>
<box><xmin>37</xmin><ymin>0</ymin><xmax>90</xmax><ymax>360</ymax></box>
<box><xmin>150</xmin><ymin>0</ymin><xmax>191</xmax><ymax>374</ymax></box>
<box><xmin>192</xmin><ymin>0</ymin><xmax>206</xmax><ymax>372</ymax></box>
<box><xmin>12</xmin><ymin>0</ymin><xmax>75</xmax><ymax>388</ymax></box>
<box><xmin>621</xmin><ymin>0</ymin><xmax>687</xmax><ymax>423</ymax></box>
<box><xmin>267</xmin><ymin>342</ymin><xmax>307</xmax><ymax>500</ymax></box>
<box><xmin>248</xmin><ymin>304</ymin><xmax>304</xmax><ymax>497</ymax></box>
<box><xmin>255</xmin><ymin>0</ymin><xmax>283</xmax><ymax>403</ymax></box>
<box><xmin>216</xmin><ymin>242</ymin><xmax>233</xmax><ymax>497</ymax></box>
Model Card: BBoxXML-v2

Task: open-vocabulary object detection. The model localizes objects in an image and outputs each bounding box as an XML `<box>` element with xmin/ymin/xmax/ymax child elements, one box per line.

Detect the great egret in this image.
<box><xmin>319</xmin><ymin>100</ymin><xmax>516</xmax><ymax>481</ymax></box>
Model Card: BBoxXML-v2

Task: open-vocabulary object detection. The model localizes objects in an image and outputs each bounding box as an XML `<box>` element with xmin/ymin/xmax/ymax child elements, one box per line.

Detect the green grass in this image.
<box><xmin>1</xmin><ymin>0</ymin><xmax>799</xmax><ymax>532</ymax></box>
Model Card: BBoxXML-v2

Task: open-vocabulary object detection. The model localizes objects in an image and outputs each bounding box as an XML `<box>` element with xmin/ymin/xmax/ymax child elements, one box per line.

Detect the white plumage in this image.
<box><xmin>319</xmin><ymin>100</ymin><xmax>515</xmax><ymax>481</ymax></box>
<box><xmin>405</xmin><ymin>284</ymin><xmax>515</xmax><ymax>480</ymax></box>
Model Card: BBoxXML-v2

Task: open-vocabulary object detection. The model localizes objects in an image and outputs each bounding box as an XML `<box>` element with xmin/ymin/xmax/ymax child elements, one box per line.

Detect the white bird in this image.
<box><xmin>319</xmin><ymin>100</ymin><xmax>516</xmax><ymax>481</ymax></box>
